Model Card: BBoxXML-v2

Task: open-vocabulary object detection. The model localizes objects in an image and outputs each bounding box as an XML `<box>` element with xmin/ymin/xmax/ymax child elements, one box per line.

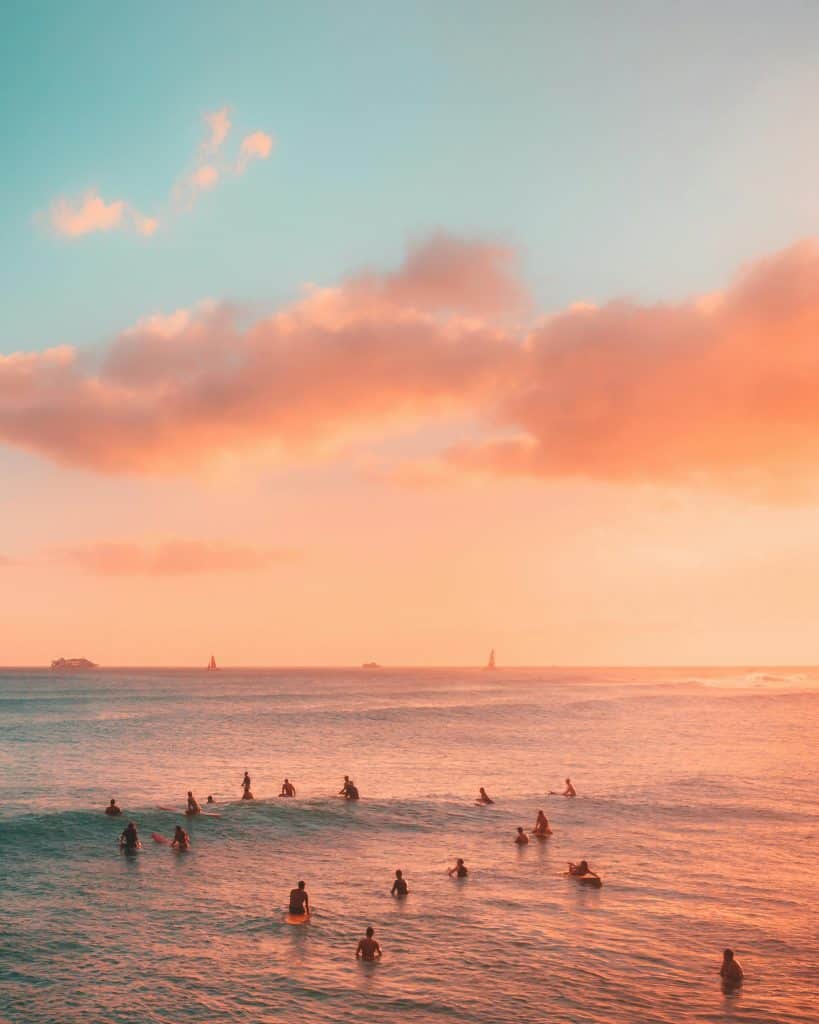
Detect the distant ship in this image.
<box><xmin>207</xmin><ymin>655</ymin><xmax>218</xmax><ymax>671</ymax></box>
<box><xmin>486</xmin><ymin>649</ymin><xmax>496</xmax><ymax>670</ymax></box>
<box><xmin>361</xmin><ymin>661</ymin><xmax>381</xmax><ymax>669</ymax></box>
<box><xmin>51</xmin><ymin>658</ymin><xmax>98</xmax><ymax>671</ymax></box>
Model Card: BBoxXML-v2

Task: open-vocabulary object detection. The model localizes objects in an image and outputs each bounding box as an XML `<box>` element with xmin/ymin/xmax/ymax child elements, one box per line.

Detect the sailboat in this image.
<box><xmin>486</xmin><ymin>649</ymin><xmax>496</xmax><ymax>670</ymax></box>
<box><xmin>207</xmin><ymin>655</ymin><xmax>217</xmax><ymax>671</ymax></box>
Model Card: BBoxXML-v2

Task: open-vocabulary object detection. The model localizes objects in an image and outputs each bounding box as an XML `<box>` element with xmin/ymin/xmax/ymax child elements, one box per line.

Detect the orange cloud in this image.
<box><xmin>236</xmin><ymin>131</ymin><xmax>275</xmax><ymax>173</ymax></box>
<box><xmin>56</xmin><ymin>539</ymin><xmax>294</xmax><ymax>575</ymax></box>
<box><xmin>49</xmin><ymin>191</ymin><xmax>125</xmax><ymax>237</ymax></box>
<box><xmin>202</xmin><ymin>106</ymin><xmax>231</xmax><ymax>155</ymax></box>
<box><xmin>6</xmin><ymin>235</ymin><xmax>819</xmax><ymax>500</ymax></box>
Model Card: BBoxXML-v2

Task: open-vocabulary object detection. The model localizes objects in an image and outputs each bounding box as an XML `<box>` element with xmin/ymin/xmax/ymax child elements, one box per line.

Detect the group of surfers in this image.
<box><xmin>103</xmin><ymin>772</ymin><xmax>744</xmax><ymax>980</ymax></box>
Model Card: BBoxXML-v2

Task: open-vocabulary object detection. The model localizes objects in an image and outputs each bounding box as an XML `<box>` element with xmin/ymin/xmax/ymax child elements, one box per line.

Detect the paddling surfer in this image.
<box><xmin>356</xmin><ymin>927</ymin><xmax>382</xmax><ymax>961</ymax></box>
<box><xmin>289</xmin><ymin>880</ymin><xmax>310</xmax><ymax>916</ymax></box>
<box><xmin>568</xmin><ymin>860</ymin><xmax>598</xmax><ymax>878</ymax></box>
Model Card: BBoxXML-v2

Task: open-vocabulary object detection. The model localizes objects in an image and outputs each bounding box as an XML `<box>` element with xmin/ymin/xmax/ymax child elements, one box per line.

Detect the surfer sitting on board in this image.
<box><xmin>172</xmin><ymin>825</ymin><xmax>190</xmax><ymax>850</ymax></box>
<box><xmin>186</xmin><ymin>791</ymin><xmax>201</xmax><ymax>815</ymax></box>
<box><xmin>515</xmin><ymin>826</ymin><xmax>529</xmax><ymax>845</ymax></box>
<box><xmin>448</xmin><ymin>858</ymin><xmax>468</xmax><ymax>877</ymax></box>
<box><xmin>289</xmin><ymin>880</ymin><xmax>310</xmax><ymax>916</ymax></box>
<box><xmin>720</xmin><ymin>949</ymin><xmax>744</xmax><ymax>988</ymax></box>
<box><xmin>356</xmin><ymin>927</ymin><xmax>382</xmax><ymax>961</ymax></box>
<box><xmin>568</xmin><ymin>860</ymin><xmax>598</xmax><ymax>879</ymax></box>
<box><xmin>476</xmin><ymin>787</ymin><xmax>494</xmax><ymax>805</ymax></box>
<box><xmin>119</xmin><ymin>821</ymin><xmax>140</xmax><ymax>851</ymax></box>
<box><xmin>532</xmin><ymin>810</ymin><xmax>552</xmax><ymax>835</ymax></box>
<box><xmin>280</xmin><ymin>778</ymin><xmax>296</xmax><ymax>797</ymax></box>
<box><xmin>550</xmin><ymin>778</ymin><xmax>576</xmax><ymax>797</ymax></box>
<box><xmin>105</xmin><ymin>798</ymin><xmax>122</xmax><ymax>816</ymax></box>
<box><xmin>391</xmin><ymin>869</ymin><xmax>408</xmax><ymax>896</ymax></box>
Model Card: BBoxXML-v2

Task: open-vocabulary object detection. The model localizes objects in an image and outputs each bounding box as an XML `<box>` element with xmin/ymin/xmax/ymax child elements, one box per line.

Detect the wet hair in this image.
<box><xmin>366</xmin><ymin>927</ymin><xmax>374</xmax><ymax>937</ymax></box>
<box><xmin>395</xmin><ymin>869</ymin><xmax>403</xmax><ymax>877</ymax></box>
<box><xmin>457</xmin><ymin>858</ymin><xmax>464</xmax><ymax>864</ymax></box>
<box><xmin>578</xmin><ymin>860</ymin><xmax>588</xmax><ymax>872</ymax></box>
<box><xmin>297</xmin><ymin>880</ymin><xmax>305</xmax><ymax>889</ymax></box>
<box><xmin>517</xmin><ymin>826</ymin><xmax>524</xmax><ymax>832</ymax></box>
<box><xmin>724</xmin><ymin>949</ymin><xmax>734</xmax><ymax>959</ymax></box>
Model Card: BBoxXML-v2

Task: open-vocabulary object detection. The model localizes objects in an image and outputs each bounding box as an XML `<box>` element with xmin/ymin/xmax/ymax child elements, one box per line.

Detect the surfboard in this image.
<box><xmin>156</xmin><ymin>806</ymin><xmax>179</xmax><ymax>813</ymax></box>
<box><xmin>152</xmin><ymin>832</ymin><xmax>171</xmax><ymax>844</ymax></box>
<box><xmin>285</xmin><ymin>912</ymin><xmax>310</xmax><ymax>925</ymax></box>
<box><xmin>567</xmin><ymin>872</ymin><xmax>602</xmax><ymax>887</ymax></box>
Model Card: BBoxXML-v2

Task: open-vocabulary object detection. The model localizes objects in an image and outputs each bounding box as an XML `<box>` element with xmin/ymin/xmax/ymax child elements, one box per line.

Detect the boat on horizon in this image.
<box><xmin>51</xmin><ymin>657</ymin><xmax>98</xmax><ymax>671</ymax></box>
<box><xmin>207</xmin><ymin>655</ymin><xmax>218</xmax><ymax>671</ymax></box>
<box><xmin>361</xmin><ymin>661</ymin><xmax>381</xmax><ymax>669</ymax></box>
<box><xmin>486</xmin><ymin>649</ymin><xmax>496</xmax><ymax>670</ymax></box>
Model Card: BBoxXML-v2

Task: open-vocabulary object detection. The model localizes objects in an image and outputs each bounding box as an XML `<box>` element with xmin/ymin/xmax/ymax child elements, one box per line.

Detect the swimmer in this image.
<box><xmin>241</xmin><ymin>771</ymin><xmax>254</xmax><ymax>800</ymax></box>
<box><xmin>288</xmin><ymin>880</ymin><xmax>310</xmax><ymax>916</ymax></box>
<box><xmin>448</xmin><ymin>858</ymin><xmax>468</xmax><ymax>877</ymax></box>
<box><xmin>172</xmin><ymin>825</ymin><xmax>190</xmax><ymax>850</ymax></box>
<box><xmin>476</xmin><ymin>787</ymin><xmax>494</xmax><ymax>805</ymax></box>
<box><xmin>105</xmin><ymin>798</ymin><xmax>122</xmax><ymax>816</ymax></box>
<box><xmin>720</xmin><ymin>949</ymin><xmax>744</xmax><ymax>988</ymax></box>
<box><xmin>206</xmin><ymin>795</ymin><xmax>215</xmax><ymax>804</ymax></box>
<box><xmin>280</xmin><ymin>778</ymin><xmax>296</xmax><ymax>798</ymax></box>
<box><xmin>347</xmin><ymin>781</ymin><xmax>360</xmax><ymax>800</ymax></box>
<box><xmin>532</xmin><ymin>810</ymin><xmax>552</xmax><ymax>836</ymax></box>
<box><xmin>390</xmin><ymin>869</ymin><xmax>409</xmax><ymax>896</ymax></box>
<box><xmin>568</xmin><ymin>860</ymin><xmax>598</xmax><ymax>879</ymax></box>
<box><xmin>550</xmin><ymin>778</ymin><xmax>576</xmax><ymax>797</ymax></box>
<box><xmin>515</xmin><ymin>826</ymin><xmax>529</xmax><ymax>845</ymax></box>
<box><xmin>356</xmin><ymin>926</ymin><xmax>382</xmax><ymax>961</ymax></box>
<box><xmin>119</xmin><ymin>821</ymin><xmax>140</xmax><ymax>852</ymax></box>
<box><xmin>186</xmin><ymin>791</ymin><xmax>201</xmax><ymax>815</ymax></box>
<box><xmin>339</xmin><ymin>775</ymin><xmax>352</xmax><ymax>797</ymax></box>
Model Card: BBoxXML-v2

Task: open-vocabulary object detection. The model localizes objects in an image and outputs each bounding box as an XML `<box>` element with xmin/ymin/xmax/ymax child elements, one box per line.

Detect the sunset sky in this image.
<box><xmin>4</xmin><ymin>2</ymin><xmax>819</xmax><ymax>665</ymax></box>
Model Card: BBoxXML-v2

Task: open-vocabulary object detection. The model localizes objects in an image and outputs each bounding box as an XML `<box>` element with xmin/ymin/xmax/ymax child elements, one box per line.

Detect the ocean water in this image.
<box><xmin>0</xmin><ymin>666</ymin><xmax>817</xmax><ymax>1024</ymax></box>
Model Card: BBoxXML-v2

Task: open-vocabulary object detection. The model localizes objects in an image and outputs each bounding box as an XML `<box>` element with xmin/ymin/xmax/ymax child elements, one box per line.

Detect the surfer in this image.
<box><xmin>172</xmin><ymin>825</ymin><xmax>190</xmax><ymax>850</ymax></box>
<box><xmin>356</xmin><ymin>927</ymin><xmax>382</xmax><ymax>961</ymax></box>
<box><xmin>206</xmin><ymin>795</ymin><xmax>215</xmax><ymax>804</ymax></box>
<box><xmin>288</xmin><ymin>880</ymin><xmax>310</xmax><ymax>916</ymax></box>
<box><xmin>186</xmin><ymin>791</ymin><xmax>201</xmax><ymax>815</ymax></box>
<box><xmin>448</xmin><ymin>858</ymin><xmax>468</xmax><ymax>877</ymax></box>
<box><xmin>568</xmin><ymin>860</ymin><xmax>598</xmax><ymax>879</ymax></box>
<box><xmin>241</xmin><ymin>772</ymin><xmax>253</xmax><ymax>800</ymax></box>
<box><xmin>550</xmin><ymin>778</ymin><xmax>576</xmax><ymax>797</ymax></box>
<box><xmin>339</xmin><ymin>776</ymin><xmax>360</xmax><ymax>800</ymax></box>
<box><xmin>720</xmin><ymin>949</ymin><xmax>744</xmax><ymax>988</ymax></box>
<box><xmin>532</xmin><ymin>810</ymin><xmax>552</xmax><ymax>836</ymax></box>
<box><xmin>515</xmin><ymin>826</ymin><xmax>529</xmax><ymax>845</ymax></box>
<box><xmin>280</xmin><ymin>778</ymin><xmax>296</xmax><ymax>797</ymax></box>
<box><xmin>476</xmin><ymin>787</ymin><xmax>494</xmax><ymax>805</ymax></box>
<box><xmin>390</xmin><ymin>869</ymin><xmax>409</xmax><ymax>896</ymax></box>
<box><xmin>105</xmin><ymin>798</ymin><xmax>122</xmax><ymax>816</ymax></box>
<box><xmin>119</xmin><ymin>821</ymin><xmax>140</xmax><ymax>852</ymax></box>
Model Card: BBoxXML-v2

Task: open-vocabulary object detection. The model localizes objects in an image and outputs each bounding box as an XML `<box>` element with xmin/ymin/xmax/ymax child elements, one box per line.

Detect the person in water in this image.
<box><xmin>339</xmin><ymin>776</ymin><xmax>353</xmax><ymax>797</ymax></box>
<box><xmin>356</xmin><ymin>926</ymin><xmax>382</xmax><ymax>961</ymax></box>
<box><xmin>186</xmin><ymin>791</ymin><xmax>201</xmax><ymax>815</ymax></box>
<box><xmin>448</xmin><ymin>858</ymin><xmax>468</xmax><ymax>877</ymax></box>
<box><xmin>241</xmin><ymin>772</ymin><xmax>253</xmax><ymax>800</ymax></box>
<box><xmin>206</xmin><ymin>795</ymin><xmax>215</xmax><ymax>804</ymax></box>
<box><xmin>476</xmin><ymin>787</ymin><xmax>494</xmax><ymax>804</ymax></box>
<box><xmin>172</xmin><ymin>825</ymin><xmax>190</xmax><ymax>851</ymax></box>
<box><xmin>720</xmin><ymin>949</ymin><xmax>744</xmax><ymax>988</ymax></box>
<box><xmin>391</xmin><ymin>869</ymin><xmax>409</xmax><ymax>896</ymax></box>
<box><xmin>563</xmin><ymin>778</ymin><xmax>576</xmax><ymax>797</ymax></box>
<box><xmin>105</xmin><ymin>798</ymin><xmax>122</xmax><ymax>816</ymax></box>
<box><xmin>533</xmin><ymin>810</ymin><xmax>552</xmax><ymax>835</ymax></box>
<box><xmin>515</xmin><ymin>826</ymin><xmax>529</xmax><ymax>845</ymax></box>
<box><xmin>568</xmin><ymin>860</ymin><xmax>598</xmax><ymax>878</ymax></box>
<box><xmin>289</xmin><ymin>880</ymin><xmax>310</xmax><ymax>916</ymax></box>
<box><xmin>119</xmin><ymin>821</ymin><xmax>140</xmax><ymax>851</ymax></box>
<box><xmin>280</xmin><ymin>778</ymin><xmax>296</xmax><ymax>798</ymax></box>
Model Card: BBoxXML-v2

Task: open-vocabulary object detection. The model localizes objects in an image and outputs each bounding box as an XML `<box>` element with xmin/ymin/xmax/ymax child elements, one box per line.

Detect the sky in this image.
<box><xmin>3</xmin><ymin>1</ymin><xmax>819</xmax><ymax>666</ymax></box>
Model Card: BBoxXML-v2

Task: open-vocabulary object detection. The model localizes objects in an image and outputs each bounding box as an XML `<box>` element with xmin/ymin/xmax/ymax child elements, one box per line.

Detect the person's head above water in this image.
<box><xmin>723</xmin><ymin>949</ymin><xmax>734</xmax><ymax>960</ymax></box>
<box><xmin>297</xmin><ymin>880</ymin><xmax>305</xmax><ymax>890</ymax></box>
<box><xmin>187</xmin><ymin>790</ymin><xmax>192</xmax><ymax>797</ymax></box>
<box><xmin>109</xmin><ymin>798</ymin><xmax>117</xmax><ymax>806</ymax></box>
<box><xmin>517</xmin><ymin>827</ymin><xmax>525</xmax><ymax>833</ymax></box>
<box><xmin>366</xmin><ymin>927</ymin><xmax>374</xmax><ymax>937</ymax></box>
<box><xmin>395</xmin><ymin>869</ymin><xmax>403</xmax><ymax>878</ymax></box>
<box><xmin>207</xmin><ymin>795</ymin><xmax>213</xmax><ymax>803</ymax></box>
<box><xmin>578</xmin><ymin>860</ymin><xmax>588</xmax><ymax>872</ymax></box>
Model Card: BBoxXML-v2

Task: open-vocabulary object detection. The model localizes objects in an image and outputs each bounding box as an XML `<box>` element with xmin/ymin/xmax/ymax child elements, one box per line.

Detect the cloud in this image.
<box><xmin>236</xmin><ymin>131</ymin><xmax>275</xmax><ymax>174</ymax></box>
<box><xmin>42</xmin><ymin>106</ymin><xmax>273</xmax><ymax>240</ymax></box>
<box><xmin>49</xmin><ymin>191</ymin><xmax>126</xmax><ymax>237</ymax></box>
<box><xmin>56</xmin><ymin>539</ymin><xmax>294</xmax><ymax>576</ymax></box>
<box><xmin>6</xmin><ymin>234</ymin><xmax>819</xmax><ymax>500</ymax></box>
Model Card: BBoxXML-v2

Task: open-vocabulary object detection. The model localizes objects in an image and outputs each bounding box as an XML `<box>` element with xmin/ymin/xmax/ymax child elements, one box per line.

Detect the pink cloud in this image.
<box><xmin>190</xmin><ymin>165</ymin><xmax>219</xmax><ymax>191</ymax></box>
<box><xmin>202</xmin><ymin>107</ymin><xmax>231</xmax><ymax>155</ymax></box>
<box><xmin>236</xmin><ymin>131</ymin><xmax>275</xmax><ymax>173</ymax></box>
<box><xmin>57</xmin><ymin>539</ymin><xmax>294</xmax><ymax>576</ymax></box>
<box><xmin>7</xmin><ymin>234</ymin><xmax>819</xmax><ymax>500</ymax></box>
<box><xmin>49</xmin><ymin>191</ymin><xmax>125</xmax><ymax>237</ymax></box>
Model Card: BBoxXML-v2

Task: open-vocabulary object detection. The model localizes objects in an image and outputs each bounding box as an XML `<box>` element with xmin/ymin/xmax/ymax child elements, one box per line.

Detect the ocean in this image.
<box><xmin>0</xmin><ymin>667</ymin><xmax>816</xmax><ymax>1024</ymax></box>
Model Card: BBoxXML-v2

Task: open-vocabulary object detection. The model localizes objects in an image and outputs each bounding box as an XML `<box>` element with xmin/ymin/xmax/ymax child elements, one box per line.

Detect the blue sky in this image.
<box><xmin>3</xmin><ymin>1</ymin><xmax>819</xmax><ymax>355</ymax></box>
